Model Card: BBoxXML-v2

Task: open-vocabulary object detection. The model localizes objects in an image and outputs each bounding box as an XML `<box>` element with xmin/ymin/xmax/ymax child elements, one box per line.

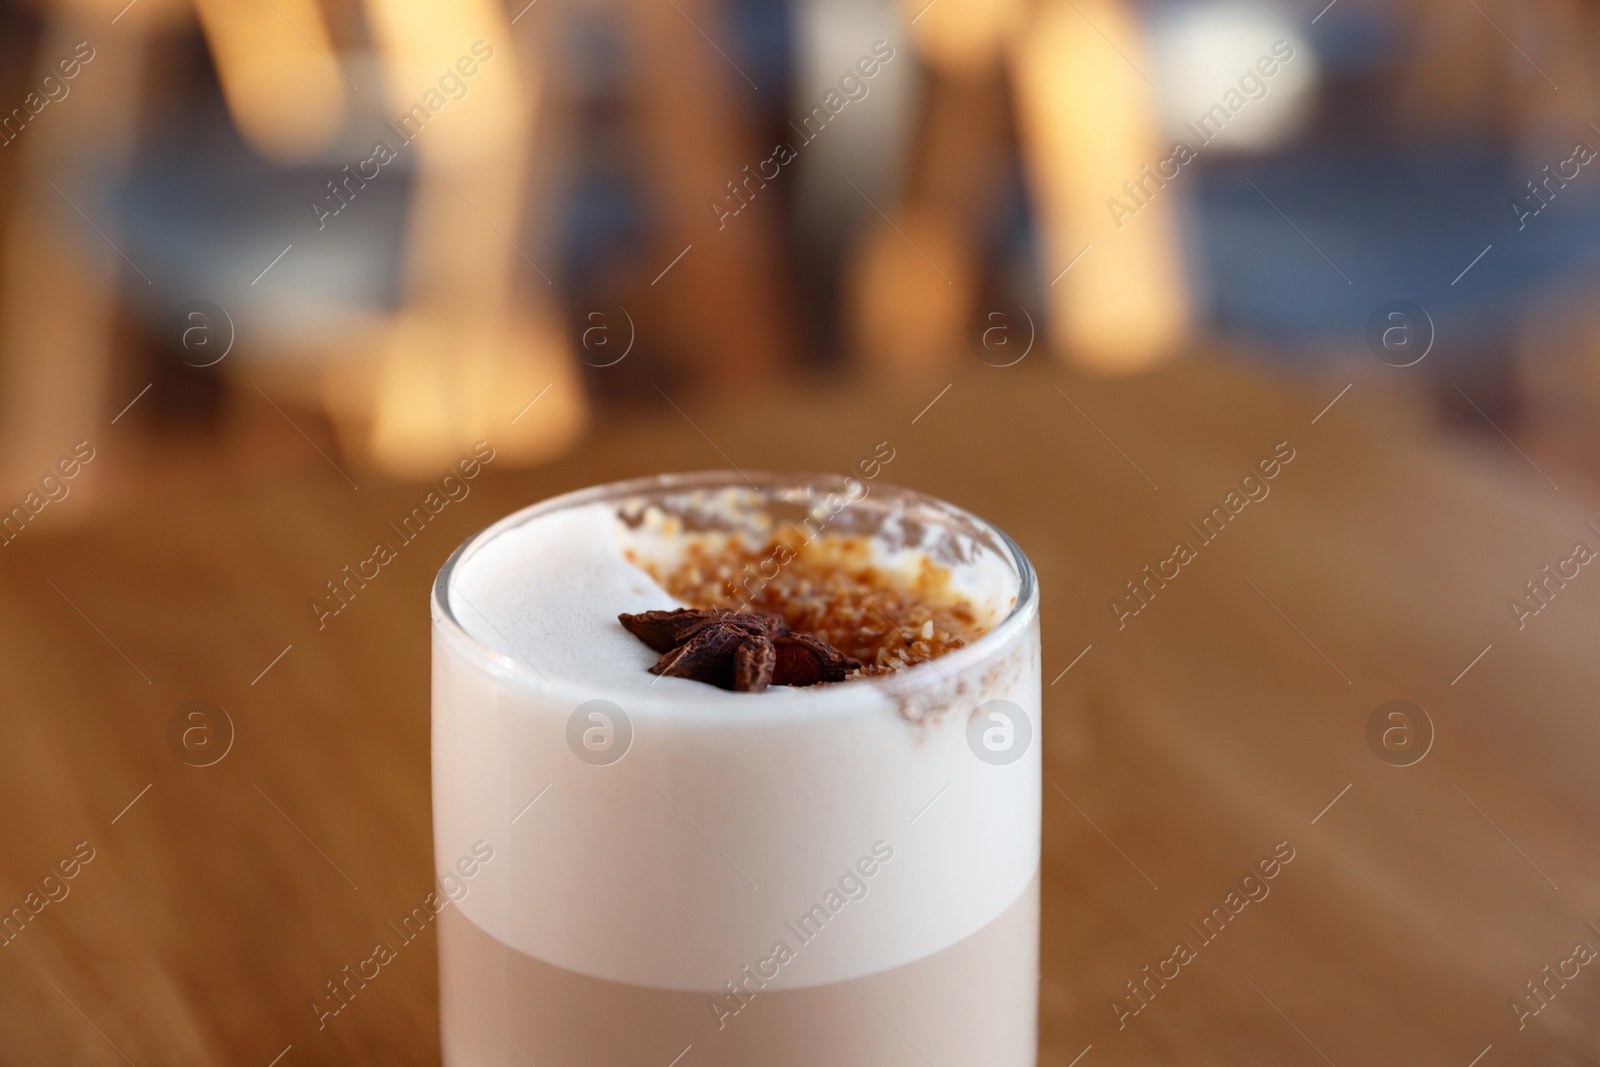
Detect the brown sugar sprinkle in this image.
<box><xmin>628</xmin><ymin>534</ymin><xmax>990</xmax><ymax>678</ymax></box>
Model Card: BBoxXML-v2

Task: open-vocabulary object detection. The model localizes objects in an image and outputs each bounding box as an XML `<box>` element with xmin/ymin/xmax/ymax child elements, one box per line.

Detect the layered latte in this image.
<box><xmin>431</xmin><ymin>474</ymin><xmax>1041</xmax><ymax>1065</ymax></box>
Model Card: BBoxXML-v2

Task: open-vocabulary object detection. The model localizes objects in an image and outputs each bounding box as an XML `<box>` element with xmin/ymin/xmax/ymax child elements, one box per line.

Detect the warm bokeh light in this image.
<box><xmin>359</xmin><ymin>0</ymin><xmax>530</xmax><ymax>166</ymax></box>
<box><xmin>365</xmin><ymin>308</ymin><xmax>586</xmax><ymax>475</ymax></box>
<box><xmin>1011</xmin><ymin>0</ymin><xmax>1190</xmax><ymax>373</ymax></box>
<box><xmin>190</xmin><ymin>0</ymin><xmax>347</xmax><ymax>161</ymax></box>
<box><xmin>901</xmin><ymin>0</ymin><xmax>1025</xmax><ymax>78</ymax></box>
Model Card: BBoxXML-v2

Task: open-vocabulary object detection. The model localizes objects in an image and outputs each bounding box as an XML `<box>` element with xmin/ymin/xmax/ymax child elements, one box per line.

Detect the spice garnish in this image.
<box><xmin>619</xmin><ymin>609</ymin><xmax>861</xmax><ymax>692</ymax></box>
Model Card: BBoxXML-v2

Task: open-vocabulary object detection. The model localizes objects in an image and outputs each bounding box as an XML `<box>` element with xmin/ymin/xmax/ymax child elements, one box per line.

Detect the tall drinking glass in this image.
<box><xmin>431</xmin><ymin>473</ymin><xmax>1041</xmax><ymax>1066</ymax></box>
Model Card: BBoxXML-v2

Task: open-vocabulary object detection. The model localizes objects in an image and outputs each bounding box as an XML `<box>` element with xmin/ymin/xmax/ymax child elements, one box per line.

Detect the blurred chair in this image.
<box><xmin>353</xmin><ymin>0</ymin><xmax>585</xmax><ymax>474</ymax></box>
<box><xmin>848</xmin><ymin>0</ymin><xmax>1011</xmax><ymax>375</ymax></box>
<box><xmin>0</xmin><ymin>0</ymin><xmax>189</xmax><ymax>504</ymax></box>
<box><xmin>0</xmin><ymin>0</ymin><xmax>589</xmax><ymax>489</ymax></box>
<box><xmin>850</xmin><ymin>0</ymin><xmax>1191</xmax><ymax>374</ymax></box>
<box><xmin>618</xmin><ymin>0</ymin><xmax>797</xmax><ymax>390</ymax></box>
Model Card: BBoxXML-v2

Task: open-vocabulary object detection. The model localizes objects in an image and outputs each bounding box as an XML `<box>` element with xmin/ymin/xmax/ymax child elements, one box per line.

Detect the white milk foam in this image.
<box><xmin>433</xmin><ymin>496</ymin><xmax>1041</xmax><ymax>992</ymax></box>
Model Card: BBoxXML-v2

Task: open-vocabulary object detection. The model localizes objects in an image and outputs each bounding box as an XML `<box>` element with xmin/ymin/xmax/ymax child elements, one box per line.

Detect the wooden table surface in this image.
<box><xmin>2</xmin><ymin>357</ymin><xmax>1599</xmax><ymax>1066</ymax></box>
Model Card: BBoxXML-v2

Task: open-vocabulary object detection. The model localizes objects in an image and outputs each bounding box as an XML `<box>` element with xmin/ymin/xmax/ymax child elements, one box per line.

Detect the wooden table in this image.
<box><xmin>3</xmin><ymin>358</ymin><xmax>1598</xmax><ymax>1065</ymax></box>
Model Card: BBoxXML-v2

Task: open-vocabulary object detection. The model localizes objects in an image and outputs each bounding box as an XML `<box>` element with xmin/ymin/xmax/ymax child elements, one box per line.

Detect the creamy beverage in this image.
<box><xmin>431</xmin><ymin>474</ymin><xmax>1041</xmax><ymax>1066</ymax></box>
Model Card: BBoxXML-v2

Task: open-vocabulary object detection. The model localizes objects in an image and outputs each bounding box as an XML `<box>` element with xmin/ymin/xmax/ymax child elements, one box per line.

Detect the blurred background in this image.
<box><xmin>10</xmin><ymin>1</ymin><xmax>1600</xmax><ymax>1063</ymax></box>
<box><xmin>2</xmin><ymin>0</ymin><xmax>1600</xmax><ymax>503</ymax></box>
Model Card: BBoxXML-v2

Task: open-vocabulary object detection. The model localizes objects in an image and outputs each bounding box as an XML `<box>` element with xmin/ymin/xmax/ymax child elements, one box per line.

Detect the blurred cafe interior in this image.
<box><xmin>1</xmin><ymin>0</ymin><xmax>1599</xmax><ymax>497</ymax></box>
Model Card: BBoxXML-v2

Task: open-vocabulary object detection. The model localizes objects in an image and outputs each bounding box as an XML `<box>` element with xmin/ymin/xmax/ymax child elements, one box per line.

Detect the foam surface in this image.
<box><xmin>446</xmin><ymin>500</ymin><xmax>1016</xmax><ymax>696</ymax></box>
<box><xmin>433</xmin><ymin>494</ymin><xmax>1042</xmax><ymax>991</ymax></box>
<box><xmin>446</xmin><ymin>503</ymin><xmax>698</xmax><ymax>694</ymax></box>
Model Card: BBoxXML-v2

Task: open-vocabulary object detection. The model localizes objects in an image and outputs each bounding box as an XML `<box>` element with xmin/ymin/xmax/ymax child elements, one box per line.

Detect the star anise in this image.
<box><xmin>618</xmin><ymin>608</ymin><xmax>861</xmax><ymax>692</ymax></box>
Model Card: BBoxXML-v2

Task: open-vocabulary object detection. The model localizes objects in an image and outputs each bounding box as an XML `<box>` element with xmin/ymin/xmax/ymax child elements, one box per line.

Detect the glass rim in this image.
<box><xmin>431</xmin><ymin>470</ymin><xmax>1039</xmax><ymax>712</ymax></box>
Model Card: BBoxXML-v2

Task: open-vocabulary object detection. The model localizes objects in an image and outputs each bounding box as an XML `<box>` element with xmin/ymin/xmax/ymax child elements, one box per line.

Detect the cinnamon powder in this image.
<box><xmin>629</xmin><ymin>534</ymin><xmax>990</xmax><ymax>677</ymax></box>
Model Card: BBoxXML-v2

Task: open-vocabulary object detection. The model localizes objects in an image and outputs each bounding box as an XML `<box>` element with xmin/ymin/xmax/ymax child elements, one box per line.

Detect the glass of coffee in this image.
<box><xmin>431</xmin><ymin>472</ymin><xmax>1041</xmax><ymax>1066</ymax></box>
